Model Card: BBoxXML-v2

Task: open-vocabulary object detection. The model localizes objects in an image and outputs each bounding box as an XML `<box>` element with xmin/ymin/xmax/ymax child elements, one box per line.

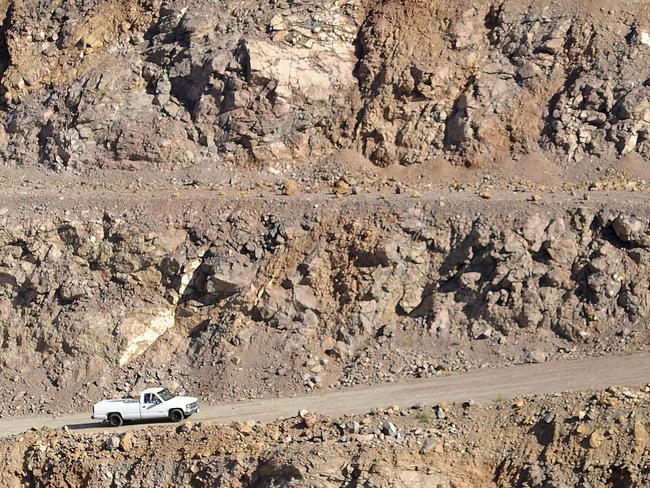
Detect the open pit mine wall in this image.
<box><xmin>1</xmin><ymin>200</ymin><xmax>649</xmax><ymax>411</ymax></box>
<box><xmin>0</xmin><ymin>0</ymin><xmax>647</xmax><ymax>170</ymax></box>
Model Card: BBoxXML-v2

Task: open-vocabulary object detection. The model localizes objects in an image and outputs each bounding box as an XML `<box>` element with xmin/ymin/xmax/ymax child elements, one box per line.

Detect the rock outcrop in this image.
<box><xmin>1</xmin><ymin>197</ymin><xmax>649</xmax><ymax>414</ymax></box>
<box><xmin>0</xmin><ymin>0</ymin><xmax>648</xmax><ymax>169</ymax></box>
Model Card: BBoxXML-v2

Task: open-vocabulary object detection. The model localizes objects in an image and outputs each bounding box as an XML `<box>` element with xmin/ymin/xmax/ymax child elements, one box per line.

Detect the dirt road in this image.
<box><xmin>0</xmin><ymin>352</ymin><xmax>647</xmax><ymax>438</ymax></box>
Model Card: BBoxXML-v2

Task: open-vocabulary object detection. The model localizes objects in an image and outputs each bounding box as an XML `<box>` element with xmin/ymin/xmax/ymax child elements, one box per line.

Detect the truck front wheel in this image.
<box><xmin>108</xmin><ymin>413</ymin><xmax>123</xmax><ymax>427</ymax></box>
<box><xmin>169</xmin><ymin>409</ymin><xmax>184</xmax><ymax>422</ymax></box>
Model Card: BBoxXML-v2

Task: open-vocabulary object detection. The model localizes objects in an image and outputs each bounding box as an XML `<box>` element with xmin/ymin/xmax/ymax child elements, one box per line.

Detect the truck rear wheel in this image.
<box><xmin>169</xmin><ymin>409</ymin><xmax>184</xmax><ymax>422</ymax></box>
<box><xmin>108</xmin><ymin>413</ymin><xmax>123</xmax><ymax>427</ymax></box>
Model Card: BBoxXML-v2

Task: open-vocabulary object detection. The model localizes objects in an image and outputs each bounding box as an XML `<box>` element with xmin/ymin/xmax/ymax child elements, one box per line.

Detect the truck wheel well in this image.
<box><xmin>169</xmin><ymin>409</ymin><xmax>184</xmax><ymax>422</ymax></box>
<box><xmin>107</xmin><ymin>412</ymin><xmax>124</xmax><ymax>427</ymax></box>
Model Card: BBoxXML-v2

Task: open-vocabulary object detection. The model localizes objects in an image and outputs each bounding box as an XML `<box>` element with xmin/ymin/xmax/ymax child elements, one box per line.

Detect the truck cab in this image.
<box><xmin>140</xmin><ymin>388</ymin><xmax>176</xmax><ymax>420</ymax></box>
<box><xmin>92</xmin><ymin>387</ymin><xmax>199</xmax><ymax>426</ymax></box>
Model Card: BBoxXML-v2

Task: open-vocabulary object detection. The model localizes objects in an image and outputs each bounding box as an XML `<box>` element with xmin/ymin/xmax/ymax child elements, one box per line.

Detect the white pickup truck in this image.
<box><xmin>92</xmin><ymin>387</ymin><xmax>199</xmax><ymax>426</ymax></box>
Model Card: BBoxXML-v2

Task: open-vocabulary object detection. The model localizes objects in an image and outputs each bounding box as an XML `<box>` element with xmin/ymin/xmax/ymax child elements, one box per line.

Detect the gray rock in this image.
<box><xmin>541</xmin><ymin>412</ymin><xmax>555</xmax><ymax>424</ymax></box>
<box><xmin>612</xmin><ymin>215</ymin><xmax>645</xmax><ymax>242</ymax></box>
<box><xmin>293</xmin><ymin>286</ymin><xmax>320</xmax><ymax>311</ymax></box>
<box><xmin>420</xmin><ymin>437</ymin><xmax>439</xmax><ymax>454</ymax></box>
<box><xmin>434</xmin><ymin>406</ymin><xmax>446</xmax><ymax>420</ymax></box>
<box><xmin>381</xmin><ymin>421</ymin><xmax>398</xmax><ymax>437</ymax></box>
<box><xmin>346</xmin><ymin>421</ymin><xmax>360</xmax><ymax>434</ymax></box>
<box><xmin>527</xmin><ymin>350</ymin><xmax>547</xmax><ymax>364</ymax></box>
<box><xmin>471</xmin><ymin>323</ymin><xmax>493</xmax><ymax>340</ymax></box>
<box><xmin>204</xmin><ymin>256</ymin><xmax>256</xmax><ymax>297</ymax></box>
<box><xmin>105</xmin><ymin>436</ymin><xmax>121</xmax><ymax>450</ymax></box>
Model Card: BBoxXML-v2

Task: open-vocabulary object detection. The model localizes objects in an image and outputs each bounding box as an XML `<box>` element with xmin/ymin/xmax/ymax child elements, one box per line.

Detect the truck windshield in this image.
<box><xmin>158</xmin><ymin>389</ymin><xmax>175</xmax><ymax>401</ymax></box>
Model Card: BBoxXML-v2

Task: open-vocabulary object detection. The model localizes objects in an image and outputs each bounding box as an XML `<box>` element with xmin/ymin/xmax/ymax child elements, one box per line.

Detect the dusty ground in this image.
<box><xmin>0</xmin><ymin>352</ymin><xmax>647</xmax><ymax>439</ymax></box>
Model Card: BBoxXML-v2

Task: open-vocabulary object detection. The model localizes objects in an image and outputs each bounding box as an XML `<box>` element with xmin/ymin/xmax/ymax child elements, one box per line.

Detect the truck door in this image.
<box><xmin>141</xmin><ymin>393</ymin><xmax>167</xmax><ymax>420</ymax></box>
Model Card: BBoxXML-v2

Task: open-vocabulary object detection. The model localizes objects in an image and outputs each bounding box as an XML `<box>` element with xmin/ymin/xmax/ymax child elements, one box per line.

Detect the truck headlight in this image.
<box><xmin>186</xmin><ymin>404</ymin><xmax>192</xmax><ymax>410</ymax></box>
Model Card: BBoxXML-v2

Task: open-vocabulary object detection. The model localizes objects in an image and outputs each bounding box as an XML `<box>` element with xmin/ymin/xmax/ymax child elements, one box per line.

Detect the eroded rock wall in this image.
<box><xmin>1</xmin><ymin>198</ymin><xmax>649</xmax><ymax>414</ymax></box>
<box><xmin>0</xmin><ymin>0</ymin><xmax>648</xmax><ymax>170</ymax></box>
<box><xmin>354</xmin><ymin>0</ymin><xmax>650</xmax><ymax>165</ymax></box>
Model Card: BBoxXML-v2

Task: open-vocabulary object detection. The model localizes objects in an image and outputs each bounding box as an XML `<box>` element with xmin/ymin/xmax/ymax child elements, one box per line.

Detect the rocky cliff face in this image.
<box><xmin>0</xmin><ymin>0</ymin><xmax>648</xmax><ymax>170</ymax></box>
<box><xmin>0</xmin><ymin>0</ymin><xmax>648</xmax><ymax>420</ymax></box>
<box><xmin>1</xmin><ymin>195</ymin><xmax>649</xmax><ymax>414</ymax></box>
<box><xmin>1</xmin><ymin>388</ymin><xmax>649</xmax><ymax>487</ymax></box>
<box><xmin>355</xmin><ymin>1</ymin><xmax>650</xmax><ymax>165</ymax></box>
<box><xmin>0</xmin><ymin>1</ymin><xmax>649</xmax><ymax>484</ymax></box>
